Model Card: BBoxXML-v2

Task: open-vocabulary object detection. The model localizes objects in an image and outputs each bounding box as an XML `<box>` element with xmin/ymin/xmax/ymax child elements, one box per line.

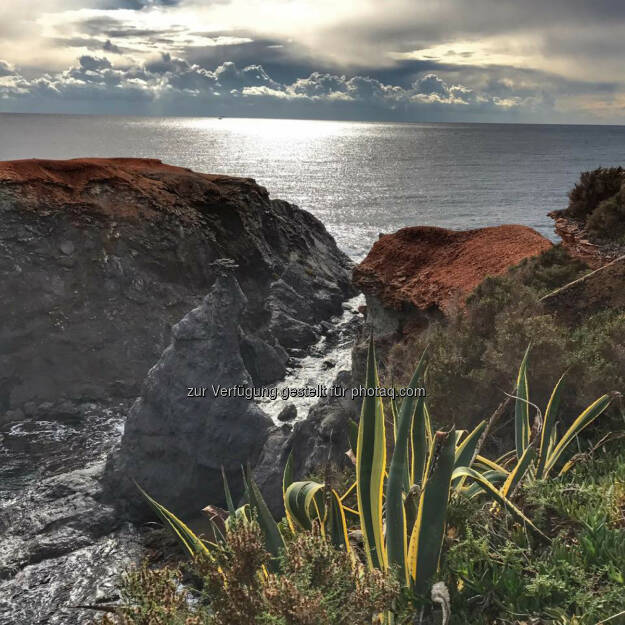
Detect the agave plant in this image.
<box><xmin>511</xmin><ymin>347</ymin><xmax>619</xmax><ymax>481</ymax></box>
<box><xmin>142</xmin><ymin>340</ymin><xmax>611</xmax><ymax>611</ymax></box>
<box><xmin>282</xmin><ymin>337</ymin><xmax>543</xmax><ymax>598</ymax></box>
<box><xmin>463</xmin><ymin>348</ymin><xmax>619</xmax><ymax>508</ymax></box>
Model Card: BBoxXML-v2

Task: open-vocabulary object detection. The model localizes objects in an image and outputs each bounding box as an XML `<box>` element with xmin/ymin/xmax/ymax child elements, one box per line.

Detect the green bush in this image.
<box><xmin>564</xmin><ymin>167</ymin><xmax>625</xmax><ymax>242</ymax></box>
<box><xmin>442</xmin><ymin>449</ymin><xmax>625</xmax><ymax>625</ymax></box>
<box><xmin>385</xmin><ymin>245</ymin><xmax>625</xmax><ymax>440</ymax></box>
<box><xmin>566</xmin><ymin>167</ymin><xmax>624</xmax><ymax>220</ymax></box>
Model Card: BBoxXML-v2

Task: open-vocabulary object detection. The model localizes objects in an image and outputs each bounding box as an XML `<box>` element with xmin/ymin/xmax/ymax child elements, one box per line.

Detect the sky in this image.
<box><xmin>1</xmin><ymin>0</ymin><xmax>624</xmax><ymax>124</ymax></box>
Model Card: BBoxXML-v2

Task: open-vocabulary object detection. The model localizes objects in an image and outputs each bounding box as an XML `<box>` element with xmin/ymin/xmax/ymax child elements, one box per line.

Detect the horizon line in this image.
<box><xmin>1</xmin><ymin>110</ymin><xmax>625</xmax><ymax>129</ymax></box>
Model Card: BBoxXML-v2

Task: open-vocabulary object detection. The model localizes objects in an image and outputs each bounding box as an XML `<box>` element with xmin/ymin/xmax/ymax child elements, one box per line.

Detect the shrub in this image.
<box><xmin>385</xmin><ymin>245</ymin><xmax>625</xmax><ymax>439</ymax></box>
<box><xmin>566</xmin><ymin>167</ymin><xmax>625</xmax><ymax>221</ymax></box>
<box><xmin>442</xmin><ymin>449</ymin><xmax>625</xmax><ymax>625</ymax></box>
<box><xmin>100</xmin><ymin>522</ymin><xmax>400</xmax><ymax>625</ymax></box>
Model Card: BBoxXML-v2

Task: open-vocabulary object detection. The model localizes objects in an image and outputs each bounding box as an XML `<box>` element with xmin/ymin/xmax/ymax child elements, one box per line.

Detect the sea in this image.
<box><xmin>2</xmin><ymin>114</ymin><xmax>625</xmax><ymax>260</ymax></box>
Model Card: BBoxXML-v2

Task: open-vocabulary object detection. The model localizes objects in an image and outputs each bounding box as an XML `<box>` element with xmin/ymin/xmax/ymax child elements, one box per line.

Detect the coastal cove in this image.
<box><xmin>0</xmin><ymin>145</ymin><xmax>624</xmax><ymax>624</ymax></box>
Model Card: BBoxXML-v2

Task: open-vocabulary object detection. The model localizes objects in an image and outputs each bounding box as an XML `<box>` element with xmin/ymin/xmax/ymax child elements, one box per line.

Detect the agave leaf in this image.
<box><xmin>499</xmin><ymin>445</ymin><xmax>535</xmax><ymax>500</ymax></box>
<box><xmin>454</xmin><ymin>421</ymin><xmax>486</xmax><ymax>470</ymax></box>
<box><xmin>284</xmin><ymin>480</ymin><xmax>325</xmax><ymax>530</ymax></box>
<box><xmin>411</xmin><ymin>397</ymin><xmax>428</xmax><ymax>488</ymax></box>
<box><xmin>221</xmin><ymin>466</ymin><xmax>236</xmax><ymax>519</ymax></box>
<box><xmin>536</xmin><ymin>374</ymin><xmax>566</xmax><ymax>479</ymax></box>
<box><xmin>453</xmin><ymin>466</ymin><xmax>547</xmax><ymax>539</ymax></box>
<box><xmin>245</xmin><ymin>470</ymin><xmax>285</xmax><ymax>568</ymax></box>
<box><xmin>326</xmin><ymin>488</ymin><xmax>352</xmax><ymax>553</ymax></box>
<box><xmin>282</xmin><ymin>451</ymin><xmax>296</xmax><ymax>531</ymax></box>
<box><xmin>356</xmin><ymin>335</ymin><xmax>387</xmax><ymax>571</ymax></box>
<box><xmin>474</xmin><ymin>455</ymin><xmax>510</xmax><ymax>475</ymax></box>
<box><xmin>137</xmin><ymin>484</ymin><xmax>210</xmax><ymax>557</ymax></box>
<box><xmin>515</xmin><ymin>345</ymin><xmax>531</xmax><ymax>459</ymax></box>
<box><xmin>345</xmin><ymin>419</ymin><xmax>358</xmax><ymax>459</ymax></box>
<box><xmin>387</xmin><ymin>350</ymin><xmax>427</xmax><ymax>585</ymax></box>
<box><xmin>391</xmin><ymin>396</ymin><xmax>399</xmax><ymax>444</ymax></box>
<box><xmin>408</xmin><ymin>428</ymin><xmax>456</xmax><ymax>594</ymax></box>
<box><xmin>495</xmin><ymin>449</ymin><xmax>517</xmax><ymax>467</ymax></box>
<box><xmin>462</xmin><ymin>469</ymin><xmax>508</xmax><ymax>499</ymax></box>
<box><xmin>424</xmin><ymin>403</ymin><xmax>433</xmax><ymax>449</ymax></box>
<box><xmin>543</xmin><ymin>393</ymin><xmax>615</xmax><ymax>478</ymax></box>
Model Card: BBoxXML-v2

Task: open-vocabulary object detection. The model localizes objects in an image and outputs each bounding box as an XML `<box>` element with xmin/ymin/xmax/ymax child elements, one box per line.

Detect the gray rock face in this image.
<box><xmin>0</xmin><ymin>158</ymin><xmax>354</xmax><ymax>413</ymax></box>
<box><xmin>106</xmin><ymin>268</ymin><xmax>273</xmax><ymax>520</ymax></box>
<box><xmin>277</xmin><ymin>403</ymin><xmax>297</xmax><ymax>422</ymax></box>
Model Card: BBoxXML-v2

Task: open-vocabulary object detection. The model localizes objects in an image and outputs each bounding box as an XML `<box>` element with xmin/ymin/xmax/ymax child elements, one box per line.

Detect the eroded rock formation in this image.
<box><xmin>353</xmin><ymin>224</ymin><xmax>552</xmax><ymax>335</ymax></box>
<box><xmin>0</xmin><ymin>158</ymin><xmax>354</xmax><ymax>411</ymax></box>
<box><xmin>107</xmin><ymin>266</ymin><xmax>273</xmax><ymax>520</ymax></box>
<box><xmin>548</xmin><ymin>210</ymin><xmax>620</xmax><ymax>268</ymax></box>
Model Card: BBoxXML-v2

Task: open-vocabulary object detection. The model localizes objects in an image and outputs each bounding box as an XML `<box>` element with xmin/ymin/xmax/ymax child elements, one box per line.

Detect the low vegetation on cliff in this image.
<box><xmin>96</xmin><ymin>341</ymin><xmax>623</xmax><ymax>625</ymax></box>
<box><xmin>563</xmin><ymin>166</ymin><xmax>625</xmax><ymax>242</ymax></box>
<box><xmin>387</xmin><ymin>244</ymin><xmax>625</xmax><ymax>443</ymax></box>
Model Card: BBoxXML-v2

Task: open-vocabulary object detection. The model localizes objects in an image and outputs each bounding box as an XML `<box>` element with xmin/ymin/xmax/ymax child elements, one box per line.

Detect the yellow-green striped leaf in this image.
<box><xmin>515</xmin><ymin>345</ymin><xmax>531</xmax><ymax>460</ymax></box>
<box><xmin>543</xmin><ymin>393</ymin><xmax>615</xmax><ymax>478</ymax></box>
<box><xmin>245</xmin><ymin>471</ymin><xmax>285</xmax><ymax>568</ymax></box>
<box><xmin>536</xmin><ymin>374</ymin><xmax>565</xmax><ymax>479</ymax></box>
<box><xmin>500</xmin><ymin>445</ymin><xmax>535</xmax><ymax>499</ymax></box>
<box><xmin>452</xmin><ymin>466</ymin><xmax>547</xmax><ymax>539</ymax></box>
<box><xmin>387</xmin><ymin>350</ymin><xmax>427</xmax><ymax>585</ymax></box>
<box><xmin>356</xmin><ymin>335</ymin><xmax>387</xmax><ymax>571</ymax></box>
<box><xmin>137</xmin><ymin>484</ymin><xmax>210</xmax><ymax>557</ymax></box>
<box><xmin>408</xmin><ymin>428</ymin><xmax>456</xmax><ymax>594</ymax></box>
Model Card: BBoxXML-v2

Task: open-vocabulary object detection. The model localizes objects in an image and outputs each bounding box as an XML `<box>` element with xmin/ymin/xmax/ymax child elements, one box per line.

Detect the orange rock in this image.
<box><xmin>353</xmin><ymin>224</ymin><xmax>552</xmax><ymax>318</ymax></box>
<box><xmin>0</xmin><ymin>157</ymin><xmax>264</xmax><ymax>223</ymax></box>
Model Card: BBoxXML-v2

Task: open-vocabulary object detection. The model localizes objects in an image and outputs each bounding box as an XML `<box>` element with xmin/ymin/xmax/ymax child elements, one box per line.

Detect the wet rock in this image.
<box><xmin>240</xmin><ymin>334</ymin><xmax>288</xmax><ymax>387</ymax></box>
<box><xmin>277</xmin><ymin>403</ymin><xmax>297</xmax><ymax>422</ymax></box>
<box><xmin>255</xmin><ymin>370</ymin><xmax>359</xmax><ymax>518</ymax></box>
<box><xmin>322</xmin><ymin>359</ymin><xmax>336</xmax><ymax>370</ymax></box>
<box><xmin>252</xmin><ymin>426</ymin><xmax>292</xmax><ymax>515</ymax></box>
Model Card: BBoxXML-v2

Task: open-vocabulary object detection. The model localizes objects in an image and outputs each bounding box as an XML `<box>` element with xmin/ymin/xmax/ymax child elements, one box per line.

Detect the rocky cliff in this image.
<box><xmin>0</xmin><ymin>158</ymin><xmax>354</xmax><ymax>413</ymax></box>
<box><xmin>0</xmin><ymin>158</ymin><xmax>356</xmax><ymax>620</ymax></box>
<box><xmin>353</xmin><ymin>224</ymin><xmax>552</xmax><ymax>336</ymax></box>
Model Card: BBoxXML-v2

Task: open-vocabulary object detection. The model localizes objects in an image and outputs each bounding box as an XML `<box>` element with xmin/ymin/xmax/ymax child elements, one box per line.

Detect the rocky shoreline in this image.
<box><xmin>2</xmin><ymin>158</ymin><xmax>618</xmax><ymax>625</ymax></box>
<box><xmin>0</xmin><ymin>158</ymin><xmax>357</xmax><ymax>624</ymax></box>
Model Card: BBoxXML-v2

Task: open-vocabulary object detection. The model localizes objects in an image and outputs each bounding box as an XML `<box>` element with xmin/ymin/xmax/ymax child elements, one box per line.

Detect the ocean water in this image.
<box><xmin>2</xmin><ymin>114</ymin><xmax>625</xmax><ymax>259</ymax></box>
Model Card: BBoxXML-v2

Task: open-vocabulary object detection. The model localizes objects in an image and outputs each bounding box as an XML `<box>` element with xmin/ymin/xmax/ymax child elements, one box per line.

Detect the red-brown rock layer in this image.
<box><xmin>548</xmin><ymin>210</ymin><xmax>618</xmax><ymax>269</ymax></box>
<box><xmin>353</xmin><ymin>224</ymin><xmax>552</xmax><ymax>317</ymax></box>
<box><xmin>0</xmin><ymin>157</ymin><xmax>266</xmax><ymax>223</ymax></box>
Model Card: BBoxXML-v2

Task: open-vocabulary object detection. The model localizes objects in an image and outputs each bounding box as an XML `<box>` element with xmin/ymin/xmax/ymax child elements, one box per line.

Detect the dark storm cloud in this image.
<box><xmin>103</xmin><ymin>39</ymin><xmax>124</xmax><ymax>54</ymax></box>
<box><xmin>0</xmin><ymin>52</ymin><xmax>556</xmax><ymax>123</ymax></box>
<box><xmin>2</xmin><ymin>0</ymin><xmax>625</xmax><ymax>122</ymax></box>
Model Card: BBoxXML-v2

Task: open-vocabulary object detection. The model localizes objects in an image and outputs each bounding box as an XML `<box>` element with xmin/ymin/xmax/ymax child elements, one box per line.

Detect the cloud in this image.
<box><xmin>99</xmin><ymin>0</ymin><xmax>183</xmax><ymax>9</ymax></box>
<box><xmin>78</xmin><ymin>55</ymin><xmax>113</xmax><ymax>71</ymax></box>
<box><xmin>0</xmin><ymin>60</ymin><xmax>15</xmax><ymax>77</ymax></box>
<box><xmin>0</xmin><ymin>54</ymin><xmax>559</xmax><ymax>121</ymax></box>
<box><xmin>1</xmin><ymin>0</ymin><xmax>625</xmax><ymax>121</ymax></box>
<box><xmin>103</xmin><ymin>39</ymin><xmax>123</xmax><ymax>54</ymax></box>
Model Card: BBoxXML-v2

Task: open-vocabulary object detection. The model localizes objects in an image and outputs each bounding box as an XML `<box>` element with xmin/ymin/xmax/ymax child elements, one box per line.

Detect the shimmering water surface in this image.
<box><xmin>3</xmin><ymin>114</ymin><xmax>625</xmax><ymax>259</ymax></box>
